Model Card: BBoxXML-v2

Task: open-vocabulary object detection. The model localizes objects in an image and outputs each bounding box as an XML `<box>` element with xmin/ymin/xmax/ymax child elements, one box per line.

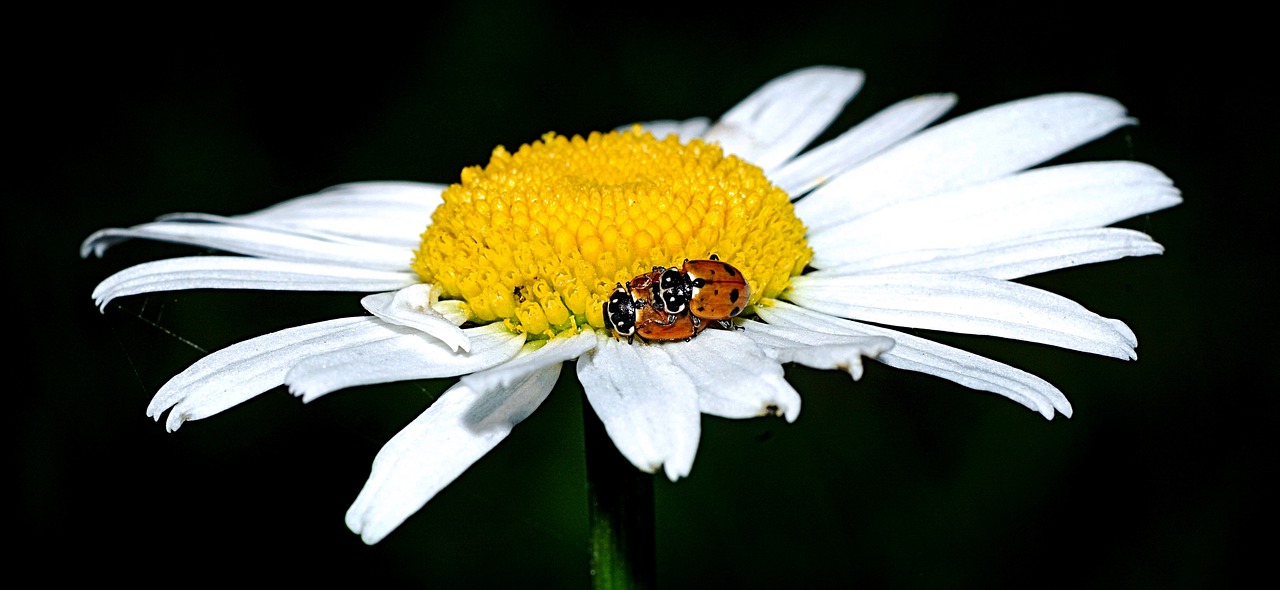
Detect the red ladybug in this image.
<box><xmin>603</xmin><ymin>268</ymin><xmax>709</xmax><ymax>343</ymax></box>
<box><xmin>656</xmin><ymin>254</ymin><xmax>750</xmax><ymax>322</ymax></box>
<box><xmin>631</xmin><ymin>268</ymin><xmax>708</xmax><ymax>342</ymax></box>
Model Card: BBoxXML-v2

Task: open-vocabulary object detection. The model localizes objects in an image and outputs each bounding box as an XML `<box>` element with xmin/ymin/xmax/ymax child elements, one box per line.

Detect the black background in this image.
<box><xmin>12</xmin><ymin>2</ymin><xmax>1271</xmax><ymax>587</ymax></box>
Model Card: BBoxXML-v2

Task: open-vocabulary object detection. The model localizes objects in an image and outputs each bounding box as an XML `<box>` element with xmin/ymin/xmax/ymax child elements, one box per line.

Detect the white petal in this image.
<box><xmin>757</xmin><ymin>301</ymin><xmax>1071</xmax><ymax>419</ymax></box>
<box><xmin>81</xmin><ymin>222</ymin><xmax>413</xmax><ymax>271</ymax></box>
<box><xmin>361</xmin><ymin>285</ymin><xmax>470</xmax><ymax>352</ymax></box>
<box><xmin>812</xmin><ymin>228</ymin><xmax>1165</xmax><ymax>280</ymax></box>
<box><xmin>737</xmin><ymin>319</ymin><xmax>895</xmax><ymax>382</ymax></box>
<box><xmin>155</xmin><ymin>212</ymin><xmax>424</xmax><ymax>251</ymax></box>
<box><xmin>621</xmin><ymin>117</ymin><xmax>711</xmax><ymax>142</ymax></box>
<box><xmin>796</xmin><ymin>93</ymin><xmax>1134</xmax><ymax>232</ymax></box>
<box><xmin>770</xmin><ymin>93</ymin><xmax>957</xmax><ymax>197</ymax></box>
<box><xmin>91</xmin><ymin>256</ymin><xmax>419</xmax><ymax>310</ymax></box>
<box><xmin>147</xmin><ymin>317</ymin><xmax>389</xmax><ymax>432</ymax></box>
<box><xmin>703</xmin><ymin>66</ymin><xmax>865</xmax><ymax>170</ymax></box>
<box><xmin>809</xmin><ymin>161</ymin><xmax>1181</xmax><ymax>266</ymax></box>
<box><xmin>459</xmin><ymin>329</ymin><xmax>597</xmax><ymax>393</ymax></box>
<box><xmin>576</xmin><ymin>332</ymin><xmax>700</xmax><ymax>481</ymax></box>
<box><xmin>232</xmin><ymin>181</ymin><xmax>442</xmax><ymax>247</ymax></box>
<box><xmin>284</xmin><ymin>323</ymin><xmax>526</xmax><ymax>403</ymax></box>
<box><xmin>86</xmin><ymin>181</ymin><xmax>438</xmax><ymax>256</ymax></box>
<box><xmin>346</xmin><ymin>361</ymin><xmax>561</xmax><ymax>545</ymax></box>
<box><xmin>431</xmin><ymin>300</ymin><xmax>470</xmax><ymax>327</ymax></box>
<box><xmin>661</xmin><ymin>329</ymin><xmax>802</xmax><ymax>423</ymax></box>
<box><xmin>786</xmin><ymin>273</ymin><xmax>1137</xmax><ymax>359</ymax></box>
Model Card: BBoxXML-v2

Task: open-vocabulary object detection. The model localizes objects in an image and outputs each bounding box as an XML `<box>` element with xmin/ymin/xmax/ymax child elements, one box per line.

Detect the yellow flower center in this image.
<box><xmin>412</xmin><ymin>126</ymin><xmax>811</xmax><ymax>339</ymax></box>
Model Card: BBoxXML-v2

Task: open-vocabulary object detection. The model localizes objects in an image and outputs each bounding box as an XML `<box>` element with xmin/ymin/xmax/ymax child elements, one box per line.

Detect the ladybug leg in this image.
<box><xmin>705</xmin><ymin>319</ymin><xmax>736</xmax><ymax>331</ymax></box>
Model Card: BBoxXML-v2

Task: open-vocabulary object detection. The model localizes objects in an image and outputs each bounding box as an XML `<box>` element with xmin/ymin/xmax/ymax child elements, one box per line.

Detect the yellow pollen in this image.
<box><xmin>412</xmin><ymin>126</ymin><xmax>812</xmax><ymax>338</ymax></box>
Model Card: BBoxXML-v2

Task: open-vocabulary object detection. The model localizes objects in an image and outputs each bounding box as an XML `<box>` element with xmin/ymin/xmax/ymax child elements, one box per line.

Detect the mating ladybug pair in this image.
<box><xmin>603</xmin><ymin>254</ymin><xmax>750</xmax><ymax>343</ymax></box>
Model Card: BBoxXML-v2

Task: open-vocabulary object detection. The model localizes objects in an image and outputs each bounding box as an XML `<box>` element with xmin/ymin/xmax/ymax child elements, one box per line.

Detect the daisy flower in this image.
<box><xmin>83</xmin><ymin>65</ymin><xmax>1180</xmax><ymax>546</ymax></box>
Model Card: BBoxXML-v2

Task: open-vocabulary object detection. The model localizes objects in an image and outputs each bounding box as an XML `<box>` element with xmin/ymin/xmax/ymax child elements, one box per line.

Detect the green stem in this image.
<box><xmin>584</xmin><ymin>400</ymin><xmax>655</xmax><ymax>589</ymax></box>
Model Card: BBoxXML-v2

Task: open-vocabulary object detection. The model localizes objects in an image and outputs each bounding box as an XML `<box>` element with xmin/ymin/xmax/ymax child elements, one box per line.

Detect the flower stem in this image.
<box><xmin>583</xmin><ymin>401</ymin><xmax>656</xmax><ymax>589</ymax></box>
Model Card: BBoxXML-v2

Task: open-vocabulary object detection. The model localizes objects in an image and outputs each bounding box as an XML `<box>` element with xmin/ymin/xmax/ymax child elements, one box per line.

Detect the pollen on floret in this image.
<box><xmin>412</xmin><ymin>125</ymin><xmax>812</xmax><ymax>339</ymax></box>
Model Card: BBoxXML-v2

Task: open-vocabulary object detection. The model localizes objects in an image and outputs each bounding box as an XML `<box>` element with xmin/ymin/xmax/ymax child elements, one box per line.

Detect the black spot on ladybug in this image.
<box><xmin>692</xmin><ymin>278</ymin><xmax>706</xmax><ymax>288</ymax></box>
<box><xmin>729</xmin><ymin>288</ymin><xmax>739</xmax><ymax>303</ymax></box>
<box><xmin>723</xmin><ymin>264</ymin><xmax>736</xmax><ymax>276</ymax></box>
<box><xmin>731</xmin><ymin>306</ymin><xmax>741</xmax><ymax>316</ymax></box>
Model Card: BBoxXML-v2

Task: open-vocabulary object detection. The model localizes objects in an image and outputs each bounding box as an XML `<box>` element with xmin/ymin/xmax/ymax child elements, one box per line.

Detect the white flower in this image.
<box><xmin>83</xmin><ymin>66</ymin><xmax>1180</xmax><ymax>545</ymax></box>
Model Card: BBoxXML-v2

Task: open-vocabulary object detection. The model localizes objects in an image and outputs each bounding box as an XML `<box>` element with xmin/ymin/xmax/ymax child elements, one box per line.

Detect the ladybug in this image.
<box><xmin>656</xmin><ymin>254</ymin><xmax>750</xmax><ymax>322</ymax></box>
<box><xmin>602</xmin><ymin>270</ymin><xmax>708</xmax><ymax>343</ymax></box>
<box><xmin>628</xmin><ymin>268</ymin><xmax>707</xmax><ymax>342</ymax></box>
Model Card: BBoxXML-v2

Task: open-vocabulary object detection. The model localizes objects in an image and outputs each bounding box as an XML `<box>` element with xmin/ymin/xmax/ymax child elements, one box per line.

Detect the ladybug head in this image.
<box><xmin>603</xmin><ymin>283</ymin><xmax>637</xmax><ymax>337</ymax></box>
<box><xmin>657</xmin><ymin>267</ymin><xmax>691</xmax><ymax>314</ymax></box>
